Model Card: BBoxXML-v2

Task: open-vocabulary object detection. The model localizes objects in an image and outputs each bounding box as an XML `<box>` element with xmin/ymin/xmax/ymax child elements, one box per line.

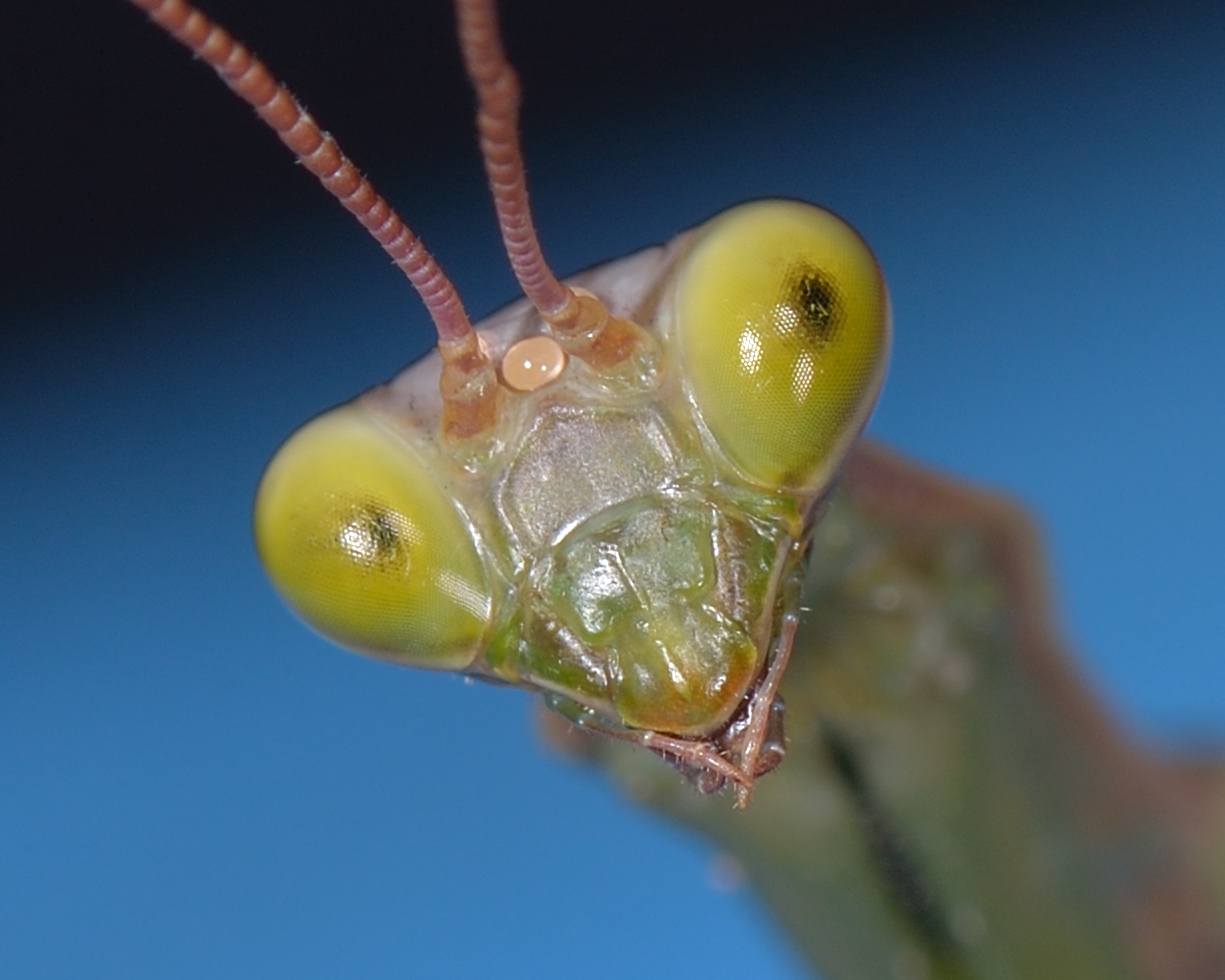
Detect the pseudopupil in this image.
<box><xmin>336</xmin><ymin>503</ymin><xmax>409</xmax><ymax>569</ymax></box>
<box><xmin>787</xmin><ymin>266</ymin><xmax>842</xmax><ymax>344</ymax></box>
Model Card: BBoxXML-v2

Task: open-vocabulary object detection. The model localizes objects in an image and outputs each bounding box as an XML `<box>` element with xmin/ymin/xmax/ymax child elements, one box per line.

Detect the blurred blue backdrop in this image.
<box><xmin>2</xmin><ymin>2</ymin><xmax>1223</xmax><ymax>978</ymax></box>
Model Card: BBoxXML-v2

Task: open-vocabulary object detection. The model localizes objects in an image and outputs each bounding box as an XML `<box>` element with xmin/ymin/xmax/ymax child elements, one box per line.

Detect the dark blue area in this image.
<box><xmin>3</xmin><ymin>3</ymin><xmax>1223</xmax><ymax>977</ymax></box>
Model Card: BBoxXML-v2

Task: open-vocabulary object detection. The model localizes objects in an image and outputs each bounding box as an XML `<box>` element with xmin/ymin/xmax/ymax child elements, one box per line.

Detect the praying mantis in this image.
<box><xmin>113</xmin><ymin>0</ymin><xmax>1225</xmax><ymax>977</ymax></box>
<box><xmin>130</xmin><ymin>0</ymin><xmax>891</xmax><ymax>806</ymax></box>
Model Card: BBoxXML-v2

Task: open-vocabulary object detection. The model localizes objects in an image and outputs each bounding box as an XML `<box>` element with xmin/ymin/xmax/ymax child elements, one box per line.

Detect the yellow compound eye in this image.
<box><xmin>675</xmin><ymin>199</ymin><xmax>890</xmax><ymax>491</ymax></box>
<box><xmin>252</xmin><ymin>404</ymin><xmax>491</xmax><ymax>669</ymax></box>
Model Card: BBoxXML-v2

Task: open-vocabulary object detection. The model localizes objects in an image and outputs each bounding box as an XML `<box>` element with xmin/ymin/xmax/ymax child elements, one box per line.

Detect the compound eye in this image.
<box><xmin>253</xmin><ymin>404</ymin><xmax>491</xmax><ymax>669</ymax></box>
<box><xmin>674</xmin><ymin>199</ymin><xmax>890</xmax><ymax>491</ymax></box>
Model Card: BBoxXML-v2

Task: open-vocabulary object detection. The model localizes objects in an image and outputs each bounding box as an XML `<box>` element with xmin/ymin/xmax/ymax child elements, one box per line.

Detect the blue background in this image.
<box><xmin>3</xmin><ymin>2</ymin><xmax>1223</xmax><ymax>977</ymax></box>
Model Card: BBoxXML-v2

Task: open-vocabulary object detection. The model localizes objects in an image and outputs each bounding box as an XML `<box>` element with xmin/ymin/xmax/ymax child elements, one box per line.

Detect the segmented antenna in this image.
<box><xmin>125</xmin><ymin>0</ymin><xmax>498</xmax><ymax>442</ymax></box>
<box><xmin>455</xmin><ymin>0</ymin><xmax>655</xmax><ymax>372</ymax></box>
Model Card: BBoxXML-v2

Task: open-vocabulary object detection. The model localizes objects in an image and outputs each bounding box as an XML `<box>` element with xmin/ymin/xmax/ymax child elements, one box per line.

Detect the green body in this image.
<box><xmin>573</xmin><ymin>443</ymin><xmax>1225</xmax><ymax>979</ymax></box>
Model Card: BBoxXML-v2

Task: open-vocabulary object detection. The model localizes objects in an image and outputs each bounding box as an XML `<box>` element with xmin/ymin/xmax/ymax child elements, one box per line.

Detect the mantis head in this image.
<box><xmin>131</xmin><ymin>0</ymin><xmax>889</xmax><ymax>805</ymax></box>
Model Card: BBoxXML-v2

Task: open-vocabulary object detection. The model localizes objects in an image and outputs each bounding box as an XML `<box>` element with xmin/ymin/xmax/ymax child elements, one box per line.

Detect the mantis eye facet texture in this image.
<box><xmin>253</xmin><ymin>405</ymin><xmax>491</xmax><ymax>668</ymax></box>
<box><xmin>675</xmin><ymin>200</ymin><xmax>890</xmax><ymax>491</ymax></box>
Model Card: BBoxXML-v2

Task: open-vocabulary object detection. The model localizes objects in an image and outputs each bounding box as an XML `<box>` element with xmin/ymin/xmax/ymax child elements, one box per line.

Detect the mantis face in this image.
<box><xmin>255</xmin><ymin>200</ymin><xmax>890</xmax><ymax>796</ymax></box>
<box><xmin>131</xmin><ymin>0</ymin><xmax>888</xmax><ymax>803</ymax></box>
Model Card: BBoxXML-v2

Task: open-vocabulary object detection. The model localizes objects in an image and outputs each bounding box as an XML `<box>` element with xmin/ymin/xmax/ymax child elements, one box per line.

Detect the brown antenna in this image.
<box><xmin>125</xmin><ymin>0</ymin><xmax>498</xmax><ymax>443</ymax></box>
<box><xmin>454</xmin><ymin>0</ymin><xmax>656</xmax><ymax>373</ymax></box>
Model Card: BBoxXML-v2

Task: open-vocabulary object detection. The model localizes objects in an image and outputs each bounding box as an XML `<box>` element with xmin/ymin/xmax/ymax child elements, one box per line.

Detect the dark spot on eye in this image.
<box><xmin>785</xmin><ymin>264</ymin><xmax>842</xmax><ymax>344</ymax></box>
<box><xmin>335</xmin><ymin>502</ymin><xmax>409</xmax><ymax>569</ymax></box>
<box><xmin>366</xmin><ymin>510</ymin><xmax>401</xmax><ymax>554</ymax></box>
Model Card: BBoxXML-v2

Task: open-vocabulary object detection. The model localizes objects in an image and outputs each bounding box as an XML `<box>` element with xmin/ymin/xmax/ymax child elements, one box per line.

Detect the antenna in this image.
<box><xmin>454</xmin><ymin>0</ymin><xmax>656</xmax><ymax>374</ymax></box>
<box><xmin>124</xmin><ymin>0</ymin><xmax>498</xmax><ymax>442</ymax></box>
